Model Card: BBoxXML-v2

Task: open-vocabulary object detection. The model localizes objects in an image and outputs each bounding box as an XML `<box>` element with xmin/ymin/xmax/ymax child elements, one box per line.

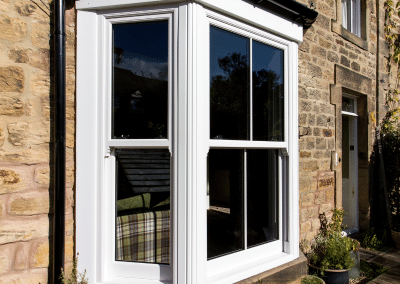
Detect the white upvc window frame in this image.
<box><xmin>76</xmin><ymin>1</ymin><xmax>301</xmax><ymax>283</ymax></box>
<box><xmin>342</xmin><ymin>0</ymin><xmax>361</xmax><ymax>37</ymax></box>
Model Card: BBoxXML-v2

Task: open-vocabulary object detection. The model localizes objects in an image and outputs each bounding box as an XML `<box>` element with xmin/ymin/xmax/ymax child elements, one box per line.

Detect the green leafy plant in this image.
<box><xmin>361</xmin><ymin>229</ymin><xmax>389</xmax><ymax>251</ymax></box>
<box><xmin>60</xmin><ymin>253</ymin><xmax>89</xmax><ymax>284</ymax></box>
<box><xmin>360</xmin><ymin>260</ymin><xmax>388</xmax><ymax>280</ymax></box>
<box><xmin>301</xmin><ymin>209</ymin><xmax>358</xmax><ymax>275</ymax></box>
<box><xmin>301</xmin><ymin>275</ymin><xmax>324</xmax><ymax>284</ymax></box>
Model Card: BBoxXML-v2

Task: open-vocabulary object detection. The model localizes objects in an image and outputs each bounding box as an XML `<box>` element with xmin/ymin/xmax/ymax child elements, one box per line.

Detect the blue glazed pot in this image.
<box><xmin>309</xmin><ymin>265</ymin><xmax>350</xmax><ymax>284</ymax></box>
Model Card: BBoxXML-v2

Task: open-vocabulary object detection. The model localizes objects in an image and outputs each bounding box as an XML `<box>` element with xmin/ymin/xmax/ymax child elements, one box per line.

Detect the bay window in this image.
<box><xmin>76</xmin><ymin>1</ymin><xmax>301</xmax><ymax>283</ymax></box>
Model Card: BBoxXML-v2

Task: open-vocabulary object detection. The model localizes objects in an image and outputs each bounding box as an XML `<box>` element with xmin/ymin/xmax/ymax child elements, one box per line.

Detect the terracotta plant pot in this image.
<box><xmin>309</xmin><ymin>264</ymin><xmax>350</xmax><ymax>284</ymax></box>
<box><xmin>391</xmin><ymin>230</ymin><xmax>400</xmax><ymax>249</ymax></box>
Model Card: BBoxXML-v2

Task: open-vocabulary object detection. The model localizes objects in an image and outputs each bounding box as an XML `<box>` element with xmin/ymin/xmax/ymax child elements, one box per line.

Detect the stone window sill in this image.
<box><xmin>332</xmin><ymin>21</ymin><xmax>368</xmax><ymax>51</ymax></box>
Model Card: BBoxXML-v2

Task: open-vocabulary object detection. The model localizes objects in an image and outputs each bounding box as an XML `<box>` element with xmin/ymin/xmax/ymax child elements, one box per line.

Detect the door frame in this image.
<box><xmin>341</xmin><ymin>94</ymin><xmax>359</xmax><ymax>234</ymax></box>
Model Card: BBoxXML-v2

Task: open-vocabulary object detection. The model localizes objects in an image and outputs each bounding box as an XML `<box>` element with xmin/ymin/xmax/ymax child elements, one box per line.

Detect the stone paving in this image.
<box><xmin>359</xmin><ymin>247</ymin><xmax>400</xmax><ymax>283</ymax></box>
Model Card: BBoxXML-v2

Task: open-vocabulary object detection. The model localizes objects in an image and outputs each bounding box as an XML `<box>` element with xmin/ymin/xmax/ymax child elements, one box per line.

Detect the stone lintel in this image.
<box><xmin>335</xmin><ymin>65</ymin><xmax>372</xmax><ymax>95</ymax></box>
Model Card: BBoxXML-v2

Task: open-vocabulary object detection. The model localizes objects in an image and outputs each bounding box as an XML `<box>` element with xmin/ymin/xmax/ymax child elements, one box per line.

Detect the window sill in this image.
<box><xmin>332</xmin><ymin>21</ymin><xmax>368</xmax><ymax>51</ymax></box>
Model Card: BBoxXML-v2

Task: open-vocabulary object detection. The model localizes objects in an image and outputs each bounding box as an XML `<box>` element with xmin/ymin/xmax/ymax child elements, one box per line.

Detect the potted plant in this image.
<box><xmin>301</xmin><ymin>209</ymin><xmax>359</xmax><ymax>284</ymax></box>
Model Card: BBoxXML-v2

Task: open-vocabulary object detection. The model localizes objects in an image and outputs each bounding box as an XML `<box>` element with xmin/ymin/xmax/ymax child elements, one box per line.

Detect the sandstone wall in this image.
<box><xmin>0</xmin><ymin>0</ymin><xmax>76</xmax><ymax>282</ymax></box>
<box><xmin>297</xmin><ymin>0</ymin><xmax>380</xmax><ymax>240</ymax></box>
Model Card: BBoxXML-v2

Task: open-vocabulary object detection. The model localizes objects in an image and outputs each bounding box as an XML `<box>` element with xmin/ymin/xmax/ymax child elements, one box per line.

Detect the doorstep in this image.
<box><xmin>236</xmin><ymin>253</ymin><xmax>308</xmax><ymax>284</ymax></box>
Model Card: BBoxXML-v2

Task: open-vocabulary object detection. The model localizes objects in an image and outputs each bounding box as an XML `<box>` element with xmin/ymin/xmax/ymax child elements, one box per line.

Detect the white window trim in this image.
<box><xmin>76</xmin><ymin>1</ymin><xmax>301</xmax><ymax>284</ymax></box>
<box><xmin>342</xmin><ymin>0</ymin><xmax>361</xmax><ymax>37</ymax></box>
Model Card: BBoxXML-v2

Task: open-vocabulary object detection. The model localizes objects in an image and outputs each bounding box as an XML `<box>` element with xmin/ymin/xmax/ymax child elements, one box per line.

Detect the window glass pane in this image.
<box><xmin>247</xmin><ymin>149</ymin><xmax>279</xmax><ymax>248</ymax></box>
<box><xmin>252</xmin><ymin>41</ymin><xmax>284</xmax><ymax>141</ymax></box>
<box><xmin>210</xmin><ymin>26</ymin><xmax>250</xmax><ymax>140</ymax></box>
<box><xmin>342</xmin><ymin>116</ymin><xmax>350</xmax><ymax>179</ymax></box>
<box><xmin>207</xmin><ymin>149</ymin><xmax>244</xmax><ymax>259</ymax></box>
<box><xmin>342</xmin><ymin>97</ymin><xmax>355</xmax><ymax>113</ymax></box>
<box><xmin>112</xmin><ymin>21</ymin><xmax>168</xmax><ymax>139</ymax></box>
<box><xmin>115</xmin><ymin>149</ymin><xmax>170</xmax><ymax>264</ymax></box>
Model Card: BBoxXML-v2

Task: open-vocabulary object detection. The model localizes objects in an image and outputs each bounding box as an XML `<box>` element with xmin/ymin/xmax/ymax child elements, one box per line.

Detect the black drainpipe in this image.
<box><xmin>54</xmin><ymin>0</ymin><xmax>66</xmax><ymax>282</ymax></box>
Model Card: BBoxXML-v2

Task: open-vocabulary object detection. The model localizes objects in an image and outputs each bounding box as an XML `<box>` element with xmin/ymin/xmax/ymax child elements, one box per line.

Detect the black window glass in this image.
<box><xmin>112</xmin><ymin>21</ymin><xmax>168</xmax><ymax>139</ymax></box>
<box><xmin>247</xmin><ymin>149</ymin><xmax>279</xmax><ymax>247</ymax></box>
<box><xmin>252</xmin><ymin>41</ymin><xmax>284</xmax><ymax>141</ymax></box>
<box><xmin>207</xmin><ymin>149</ymin><xmax>244</xmax><ymax>259</ymax></box>
<box><xmin>210</xmin><ymin>26</ymin><xmax>250</xmax><ymax>140</ymax></box>
<box><xmin>115</xmin><ymin>149</ymin><xmax>171</xmax><ymax>264</ymax></box>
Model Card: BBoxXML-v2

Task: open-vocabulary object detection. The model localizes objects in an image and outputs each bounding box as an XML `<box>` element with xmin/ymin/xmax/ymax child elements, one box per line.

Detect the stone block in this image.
<box><xmin>0</xmin><ymin>269</ymin><xmax>48</xmax><ymax>284</ymax></box>
<box><xmin>305</xmin><ymin>137</ymin><xmax>315</xmax><ymax>150</ymax></box>
<box><xmin>319</xmin><ymin>37</ymin><xmax>332</xmax><ymax>49</ymax></box>
<box><xmin>300</xmin><ymin>208</ymin><xmax>308</xmax><ymax>222</ymax></box>
<box><xmin>0</xmin><ymin>169</ymin><xmax>24</xmax><ymax>195</ymax></box>
<box><xmin>0</xmin><ymin>243</ymin><xmax>13</xmax><ymax>274</ymax></box>
<box><xmin>30</xmin><ymin>239</ymin><xmax>49</xmax><ymax>268</ymax></box>
<box><xmin>339</xmin><ymin>46</ymin><xmax>348</xmax><ymax>56</ymax></box>
<box><xmin>300</xmin><ymin>192</ymin><xmax>314</xmax><ymax>207</ymax></box>
<box><xmin>0</xmin><ymin>147</ymin><xmax>50</xmax><ymax>164</ymax></box>
<box><xmin>301</xmin><ymin>220</ymin><xmax>312</xmax><ymax>234</ymax></box>
<box><xmin>311</xmin><ymin>45</ymin><xmax>327</xmax><ymax>59</ymax></box>
<box><xmin>9</xmin><ymin>191</ymin><xmax>50</xmax><ymax>215</ymax></box>
<box><xmin>307</xmin><ymin>63</ymin><xmax>322</xmax><ymax>77</ymax></box>
<box><xmin>299</xmin><ymin>113</ymin><xmax>307</xmax><ymax>125</ymax></box>
<box><xmin>13</xmin><ymin>242</ymin><xmax>30</xmax><ymax>271</ymax></box>
<box><xmin>308</xmin><ymin>114</ymin><xmax>316</xmax><ymax>126</ymax></box>
<box><xmin>0</xmin><ymin>127</ymin><xmax>5</xmax><ymax>148</ymax></box>
<box><xmin>322</xmin><ymin>129</ymin><xmax>333</xmax><ymax>137</ymax></box>
<box><xmin>351</xmin><ymin>61</ymin><xmax>361</xmax><ymax>72</ymax></box>
<box><xmin>314</xmin><ymin>191</ymin><xmax>325</xmax><ymax>205</ymax></box>
<box><xmin>300</xmin><ymin>100</ymin><xmax>312</xmax><ymax>112</ymax></box>
<box><xmin>0</xmin><ymin>95</ymin><xmax>24</xmax><ymax>116</ymax></box>
<box><xmin>31</xmin><ymin>23</ymin><xmax>50</xmax><ymax>49</ymax></box>
<box><xmin>317</xmin><ymin>115</ymin><xmax>328</xmax><ymax>126</ymax></box>
<box><xmin>30</xmin><ymin>73</ymin><xmax>50</xmax><ymax>97</ymax></box>
<box><xmin>8</xmin><ymin>120</ymin><xmax>50</xmax><ymax>147</ymax></box>
<box><xmin>316</xmin><ymin>137</ymin><xmax>326</xmax><ymax>149</ymax></box>
<box><xmin>0</xmin><ymin>0</ymin><xmax>9</xmax><ymax>12</ymax></box>
<box><xmin>326</xmin><ymin>188</ymin><xmax>335</xmax><ymax>202</ymax></box>
<box><xmin>34</xmin><ymin>166</ymin><xmax>50</xmax><ymax>186</ymax></box>
<box><xmin>335</xmin><ymin>65</ymin><xmax>372</xmax><ymax>95</ymax></box>
<box><xmin>300</xmin><ymin>151</ymin><xmax>311</xmax><ymax>158</ymax></box>
<box><xmin>311</xmin><ymin>218</ymin><xmax>320</xmax><ymax>231</ymax></box>
<box><xmin>0</xmin><ymin>215</ymin><xmax>49</xmax><ymax>245</ymax></box>
<box><xmin>0</xmin><ymin>66</ymin><xmax>24</xmax><ymax>92</ymax></box>
<box><xmin>301</xmin><ymin>160</ymin><xmax>318</xmax><ymax>172</ymax></box>
<box><xmin>0</xmin><ymin>15</ymin><xmax>27</xmax><ymax>42</ymax></box>
<box><xmin>313</xmin><ymin>127</ymin><xmax>321</xmax><ymax>136</ymax></box>
<box><xmin>319</xmin><ymin>204</ymin><xmax>333</xmax><ymax>214</ymax></box>
<box><xmin>8</xmin><ymin>47</ymin><xmax>29</xmax><ymax>63</ymax></box>
<box><xmin>340</xmin><ymin>55</ymin><xmax>351</xmax><ymax>67</ymax></box>
<box><xmin>15</xmin><ymin>0</ymin><xmax>50</xmax><ymax>22</ymax></box>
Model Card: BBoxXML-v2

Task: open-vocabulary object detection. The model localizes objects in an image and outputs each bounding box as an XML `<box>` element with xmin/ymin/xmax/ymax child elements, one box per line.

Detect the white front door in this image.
<box><xmin>342</xmin><ymin>96</ymin><xmax>358</xmax><ymax>233</ymax></box>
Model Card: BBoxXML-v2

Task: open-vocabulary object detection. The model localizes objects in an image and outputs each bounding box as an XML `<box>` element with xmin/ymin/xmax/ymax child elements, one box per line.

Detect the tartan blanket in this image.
<box><xmin>116</xmin><ymin>210</ymin><xmax>170</xmax><ymax>264</ymax></box>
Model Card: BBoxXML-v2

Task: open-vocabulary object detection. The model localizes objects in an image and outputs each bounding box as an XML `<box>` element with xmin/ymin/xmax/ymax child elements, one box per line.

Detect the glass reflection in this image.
<box><xmin>210</xmin><ymin>26</ymin><xmax>250</xmax><ymax>140</ymax></box>
<box><xmin>252</xmin><ymin>41</ymin><xmax>284</xmax><ymax>141</ymax></box>
<box><xmin>207</xmin><ymin>149</ymin><xmax>244</xmax><ymax>259</ymax></box>
<box><xmin>115</xmin><ymin>149</ymin><xmax>170</xmax><ymax>264</ymax></box>
<box><xmin>112</xmin><ymin>21</ymin><xmax>168</xmax><ymax>139</ymax></box>
<box><xmin>247</xmin><ymin>149</ymin><xmax>279</xmax><ymax>247</ymax></box>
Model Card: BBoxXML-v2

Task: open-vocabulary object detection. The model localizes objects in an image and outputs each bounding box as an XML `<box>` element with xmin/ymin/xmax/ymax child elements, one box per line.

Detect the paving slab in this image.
<box><xmin>360</xmin><ymin>247</ymin><xmax>400</xmax><ymax>284</ymax></box>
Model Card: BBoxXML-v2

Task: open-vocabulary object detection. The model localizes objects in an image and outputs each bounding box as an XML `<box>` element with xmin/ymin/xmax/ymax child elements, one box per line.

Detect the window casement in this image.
<box><xmin>342</xmin><ymin>0</ymin><xmax>361</xmax><ymax>37</ymax></box>
<box><xmin>76</xmin><ymin>1</ymin><xmax>301</xmax><ymax>283</ymax></box>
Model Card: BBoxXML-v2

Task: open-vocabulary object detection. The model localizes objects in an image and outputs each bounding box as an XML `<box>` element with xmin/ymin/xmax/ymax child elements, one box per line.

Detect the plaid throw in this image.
<box><xmin>116</xmin><ymin>210</ymin><xmax>170</xmax><ymax>264</ymax></box>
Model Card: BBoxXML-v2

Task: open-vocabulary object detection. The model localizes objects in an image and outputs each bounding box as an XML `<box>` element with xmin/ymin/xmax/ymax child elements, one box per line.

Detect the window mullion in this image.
<box><xmin>249</xmin><ymin>39</ymin><xmax>253</xmax><ymax>141</ymax></box>
<box><xmin>244</xmin><ymin>149</ymin><xmax>248</xmax><ymax>250</ymax></box>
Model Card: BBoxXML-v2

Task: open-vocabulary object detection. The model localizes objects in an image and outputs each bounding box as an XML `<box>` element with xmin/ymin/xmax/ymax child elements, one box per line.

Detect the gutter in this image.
<box><xmin>255</xmin><ymin>0</ymin><xmax>318</xmax><ymax>29</ymax></box>
<box><xmin>54</xmin><ymin>0</ymin><xmax>66</xmax><ymax>282</ymax></box>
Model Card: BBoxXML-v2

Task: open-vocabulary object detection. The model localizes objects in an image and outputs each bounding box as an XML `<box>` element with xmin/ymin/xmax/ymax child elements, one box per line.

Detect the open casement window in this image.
<box><xmin>76</xmin><ymin>1</ymin><xmax>301</xmax><ymax>283</ymax></box>
<box><xmin>342</xmin><ymin>0</ymin><xmax>361</xmax><ymax>37</ymax></box>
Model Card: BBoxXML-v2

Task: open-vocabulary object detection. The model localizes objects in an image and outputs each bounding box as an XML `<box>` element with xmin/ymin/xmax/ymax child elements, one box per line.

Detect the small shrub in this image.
<box><xmin>60</xmin><ymin>253</ymin><xmax>89</xmax><ymax>284</ymax></box>
<box><xmin>360</xmin><ymin>260</ymin><xmax>388</xmax><ymax>280</ymax></box>
<box><xmin>301</xmin><ymin>275</ymin><xmax>324</xmax><ymax>284</ymax></box>
<box><xmin>301</xmin><ymin>209</ymin><xmax>357</xmax><ymax>275</ymax></box>
<box><xmin>361</xmin><ymin>229</ymin><xmax>388</xmax><ymax>251</ymax></box>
